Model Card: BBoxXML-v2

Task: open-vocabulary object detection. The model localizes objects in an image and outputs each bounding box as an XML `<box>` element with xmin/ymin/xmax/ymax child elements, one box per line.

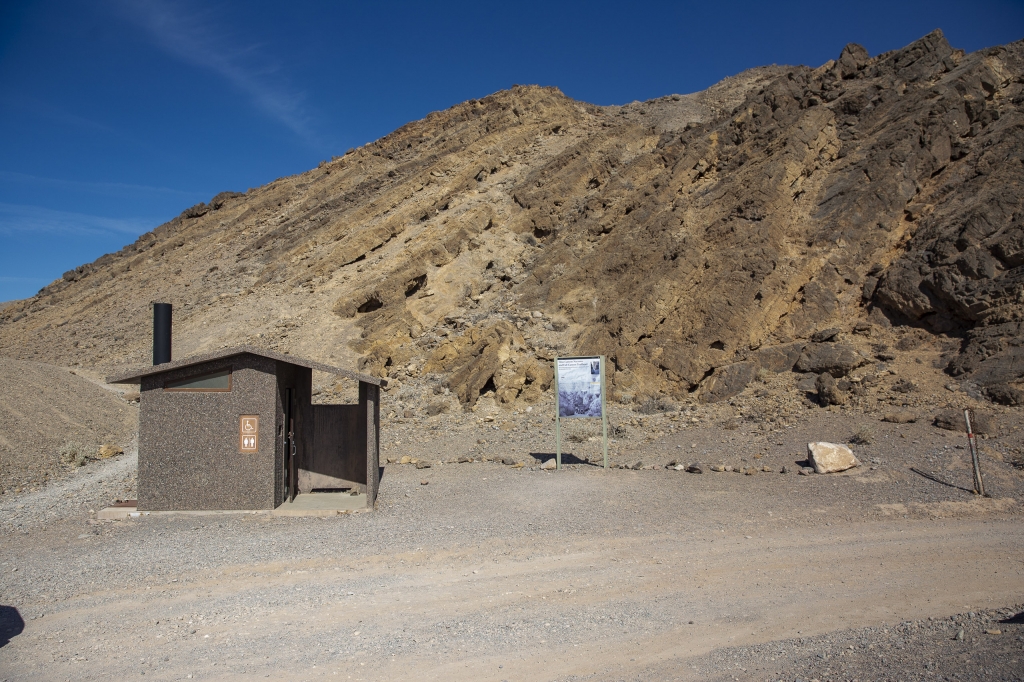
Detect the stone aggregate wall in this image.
<box><xmin>139</xmin><ymin>354</ymin><xmax>278</xmax><ymax>510</ymax></box>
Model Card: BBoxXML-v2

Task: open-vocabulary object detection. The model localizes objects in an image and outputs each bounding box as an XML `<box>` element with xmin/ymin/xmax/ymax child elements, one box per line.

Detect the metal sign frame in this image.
<box><xmin>553</xmin><ymin>355</ymin><xmax>608</xmax><ymax>470</ymax></box>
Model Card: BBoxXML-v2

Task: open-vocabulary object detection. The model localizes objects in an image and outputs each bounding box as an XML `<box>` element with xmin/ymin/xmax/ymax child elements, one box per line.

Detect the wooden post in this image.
<box><xmin>964</xmin><ymin>409</ymin><xmax>986</xmax><ymax>497</ymax></box>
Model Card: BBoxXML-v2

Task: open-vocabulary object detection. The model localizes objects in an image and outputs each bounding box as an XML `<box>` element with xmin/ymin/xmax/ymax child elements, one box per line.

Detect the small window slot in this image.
<box><xmin>164</xmin><ymin>367</ymin><xmax>232</xmax><ymax>392</ymax></box>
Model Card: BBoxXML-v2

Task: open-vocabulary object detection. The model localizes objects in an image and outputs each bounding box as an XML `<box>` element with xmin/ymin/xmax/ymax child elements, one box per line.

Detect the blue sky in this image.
<box><xmin>1</xmin><ymin>1</ymin><xmax>1022</xmax><ymax>303</ymax></box>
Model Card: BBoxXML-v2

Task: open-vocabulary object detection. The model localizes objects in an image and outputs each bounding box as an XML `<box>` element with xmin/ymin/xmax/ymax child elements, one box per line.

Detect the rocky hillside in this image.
<box><xmin>1</xmin><ymin>30</ymin><xmax>1021</xmax><ymax>409</ymax></box>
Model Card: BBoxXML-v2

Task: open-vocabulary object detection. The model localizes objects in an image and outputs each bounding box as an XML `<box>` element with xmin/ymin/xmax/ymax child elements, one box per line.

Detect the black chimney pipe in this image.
<box><xmin>153</xmin><ymin>303</ymin><xmax>172</xmax><ymax>365</ymax></box>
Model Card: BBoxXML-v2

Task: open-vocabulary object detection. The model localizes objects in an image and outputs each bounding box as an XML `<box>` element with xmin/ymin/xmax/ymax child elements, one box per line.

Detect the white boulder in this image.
<box><xmin>807</xmin><ymin>442</ymin><xmax>860</xmax><ymax>474</ymax></box>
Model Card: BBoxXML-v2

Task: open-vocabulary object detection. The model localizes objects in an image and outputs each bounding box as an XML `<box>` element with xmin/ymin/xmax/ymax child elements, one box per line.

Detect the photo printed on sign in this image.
<box><xmin>556</xmin><ymin>357</ymin><xmax>603</xmax><ymax>418</ymax></box>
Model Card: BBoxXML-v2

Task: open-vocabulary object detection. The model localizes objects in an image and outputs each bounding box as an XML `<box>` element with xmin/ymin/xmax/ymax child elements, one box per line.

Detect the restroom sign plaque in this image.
<box><xmin>239</xmin><ymin>415</ymin><xmax>259</xmax><ymax>453</ymax></box>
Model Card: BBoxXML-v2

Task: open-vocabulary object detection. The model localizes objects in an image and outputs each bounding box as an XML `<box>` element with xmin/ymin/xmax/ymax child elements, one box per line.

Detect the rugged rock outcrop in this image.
<box><xmin>0</xmin><ymin>30</ymin><xmax>1021</xmax><ymax>408</ymax></box>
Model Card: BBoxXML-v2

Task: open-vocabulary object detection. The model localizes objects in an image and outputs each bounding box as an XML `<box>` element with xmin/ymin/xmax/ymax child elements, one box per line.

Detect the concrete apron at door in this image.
<box><xmin>97</xmin><ymin>492</ymin><xmax>369</xmax><ymax>519</ymax></box>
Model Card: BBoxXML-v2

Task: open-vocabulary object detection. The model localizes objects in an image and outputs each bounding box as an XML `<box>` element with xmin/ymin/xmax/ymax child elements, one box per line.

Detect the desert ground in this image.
<box><xmin>2</xmin><ymin>30</ymin><xmax>1023</xmax><ymax>680</ymax></box>
<box><xmin>2</xmin><ymin>378</ymin><xmax>1023</xmax><ymax>681</ymax></box>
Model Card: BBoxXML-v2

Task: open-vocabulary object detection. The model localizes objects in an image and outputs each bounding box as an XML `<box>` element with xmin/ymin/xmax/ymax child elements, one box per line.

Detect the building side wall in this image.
<box><xmin>361</xmin><ymin>382</ymin><xmax>380</xmax><ymax>508</ymax></box>
<box><xmin>138</xmin><ymin>354</ymin><xmax>278</xmax><ymax>511</ymax></box>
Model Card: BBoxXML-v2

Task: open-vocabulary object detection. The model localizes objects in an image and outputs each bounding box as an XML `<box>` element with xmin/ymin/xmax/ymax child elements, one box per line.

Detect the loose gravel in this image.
<box><xmin>597</xmin><ymin>606</ymin><xmax>1024</xmax><ymax>681</ymax></box>
<box><xmin>1</xmin><ymin>408</ymin><xmax>1023</xmax><ymax>680</ymax></box>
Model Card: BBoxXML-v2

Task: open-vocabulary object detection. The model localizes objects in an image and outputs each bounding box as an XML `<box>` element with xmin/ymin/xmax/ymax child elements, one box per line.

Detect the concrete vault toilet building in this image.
<box><xmin>107</xmin><ymin>307</ymin><xmax>386</xmax><ymax>512</ymax></box>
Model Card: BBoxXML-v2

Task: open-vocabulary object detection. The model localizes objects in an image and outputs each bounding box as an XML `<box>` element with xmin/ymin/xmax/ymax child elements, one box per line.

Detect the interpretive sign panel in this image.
<box><xmin>553</xmin><ymin>356</ymin><xmax>608</xmax><ymax>470</ymax></box>
<box><xmin>556</xmin><ymin>357</ymin><xmax>603</xmax><ymax>418</ymax></box>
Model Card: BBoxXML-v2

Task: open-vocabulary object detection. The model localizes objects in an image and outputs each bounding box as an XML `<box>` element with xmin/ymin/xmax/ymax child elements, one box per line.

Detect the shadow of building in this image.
<box><xmin>0</xmin><ymin>605</ymin><xmax>24</xmax><ymax>648</ymax></box>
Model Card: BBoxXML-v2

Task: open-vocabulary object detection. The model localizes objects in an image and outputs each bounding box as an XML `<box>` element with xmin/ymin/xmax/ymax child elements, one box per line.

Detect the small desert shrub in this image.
<box><xmin>849</xmin><ymin>428</ymin><xmax>875</xmax><ymax>445</ymax></box>
<box><xmin>636</xmin><ymin>395</ymin><xmax>673</xmax><ymax>414</ymax></box>
<box><xmin>721</xmin><ymin>418</ymin><xmax>742</xmax><ymax>431</ymax></box>
<box><xmin>566</xmin><ymin>433</ymin><xmax>587</xmax><ymax>443</ymax></box>
<box><xmin>59</xmin><ymin>441</ymin><xmax>88</xmax><ymax>467</ymax></box>
<box><xmin>756</xmin><ymin>367</ymin><xmax>772</xmax><ymax>383</ymax></box>
<box><xmin>1009</xmin><ymin>449</ymin><xmax>1024</xmax><ymax>471</ymax></box>
<box><xmin>424</xmin><ymin>400</ymin><xmax>449</xmax><ymax>416</ymax></box>
<box><xmin>892</xmin><ymin>378</ymin><xmax>918</xmax><ymax>393</ymax></box>
<box><xmin>896</xmin><ymin>334</ymin><xmax>924</xmax><ymax>351</ymax></box>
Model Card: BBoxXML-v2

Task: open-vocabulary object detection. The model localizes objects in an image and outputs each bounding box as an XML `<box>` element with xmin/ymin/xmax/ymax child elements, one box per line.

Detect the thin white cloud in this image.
<box><xmin>0</xmin><ymin>170</ymin><xmax>199</xmax><ymax>199</ymax></box>
<box><xmin>0</xmin><ymin>202</ymin><xmax>153</xmax><ymax>237</ymax></box>
<box><xmin>115</xmin><ymin>0</ymin><xmax>321</xmax><ymax>147</ymax></box>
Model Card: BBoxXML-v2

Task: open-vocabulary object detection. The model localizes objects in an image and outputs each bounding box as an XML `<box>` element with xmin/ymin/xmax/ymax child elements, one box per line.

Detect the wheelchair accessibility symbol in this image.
<box><xmin>239</xmin><ymin>415</ymin><xmax>259</xmax><ymax>453</ymax></box>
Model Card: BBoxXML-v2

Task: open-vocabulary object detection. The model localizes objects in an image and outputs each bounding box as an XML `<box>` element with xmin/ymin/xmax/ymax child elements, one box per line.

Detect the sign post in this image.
<box><xmin>554</xmin><ymin>357</ymin><xmax>562</xmax><ymax>470</ymax></box>
<box><xmin>601</xmin><ymin>359</ymin><xmax>608</xmax><ymax>469</ymax></box>
<box><xmin>553</xmin><ymin>356</ymin><xmax>608</xmax><ymax>470</ymax></box>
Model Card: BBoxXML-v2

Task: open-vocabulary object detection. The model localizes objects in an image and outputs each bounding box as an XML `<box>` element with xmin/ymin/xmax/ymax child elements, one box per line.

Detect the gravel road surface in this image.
<box><xmin>2</xmin><ymin>441</ymin><xmax>1022</xmax><ymax>681</ymax></box>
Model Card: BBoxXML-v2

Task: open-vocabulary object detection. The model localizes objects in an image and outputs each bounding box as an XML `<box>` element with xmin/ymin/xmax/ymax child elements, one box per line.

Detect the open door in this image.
<box><xmin>285</xmin><ymin>387</ymin><xmax>296</xmax><ymax>503</ymax></box>
<box><xmin>288</xmin><ymin>416</ymin><xmax>297</xmax><ymax>503</ymax></box>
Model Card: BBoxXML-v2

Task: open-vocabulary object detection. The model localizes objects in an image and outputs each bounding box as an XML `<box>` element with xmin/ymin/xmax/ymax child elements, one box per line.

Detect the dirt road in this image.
<box><xmin>2</xmin><ymin>461</ymin><xmax>1022</xmax><ymax>681</ymax></box>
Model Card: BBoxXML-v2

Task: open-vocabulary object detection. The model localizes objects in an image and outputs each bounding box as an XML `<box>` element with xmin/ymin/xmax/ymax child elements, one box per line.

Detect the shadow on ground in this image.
<box><xmin>0</xmin><ymin>605</ymin><xmax>24</xmax><ymax>647</ymax></box>
<box><xmin>530</xmin><ymin>452</ymin><xmax>604</xmax><ymax>467</ymax></box>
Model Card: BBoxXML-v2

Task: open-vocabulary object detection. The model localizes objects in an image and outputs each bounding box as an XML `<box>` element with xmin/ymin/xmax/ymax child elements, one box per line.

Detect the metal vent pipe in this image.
<box><xmin>153</xmin><ymin>303</ymin><xmax>172</xmax><ymax>365</ymax></box>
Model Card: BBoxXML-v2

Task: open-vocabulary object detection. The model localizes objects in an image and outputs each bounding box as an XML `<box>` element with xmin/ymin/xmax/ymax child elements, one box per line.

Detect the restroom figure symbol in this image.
<box><xmin>239</xmin><ymin>416</ymin><xmax>259</xmax><ymax>452</ymax></box>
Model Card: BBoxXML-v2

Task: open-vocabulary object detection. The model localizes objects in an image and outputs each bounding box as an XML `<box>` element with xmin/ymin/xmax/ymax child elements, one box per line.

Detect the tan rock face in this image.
<box><xmin>418</xmin><ymin>321</ymin><xmax>552</xmax><ymax>405</ymax></box>
<box><xmin>807</xmin><ymin>442</ymin><xmax>860</xmax><ymax>474</ymax></box>
<box><xmin>1</xmin><ymin>31</ymin><xmax>1022</xmax><ymax>408</ymax></box>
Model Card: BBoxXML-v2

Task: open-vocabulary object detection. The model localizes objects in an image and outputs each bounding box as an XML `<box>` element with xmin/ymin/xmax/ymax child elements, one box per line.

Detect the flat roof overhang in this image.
<box><xmin>106</xmin><ymin>345</ymin><xmax>387</xmax><ymax>387</ymax></box>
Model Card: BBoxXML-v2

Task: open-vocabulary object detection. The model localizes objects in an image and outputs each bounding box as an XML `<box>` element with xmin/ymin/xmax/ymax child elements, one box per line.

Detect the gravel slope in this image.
<box><xmin>0</xmin><ymin>356</ymin><xmax>137</xmax><ymax>492</ymax></box>
<box><xmin>0</xmin><ymin>444</ymin><xmax>137</xmax><ymax>534</ymax></box>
